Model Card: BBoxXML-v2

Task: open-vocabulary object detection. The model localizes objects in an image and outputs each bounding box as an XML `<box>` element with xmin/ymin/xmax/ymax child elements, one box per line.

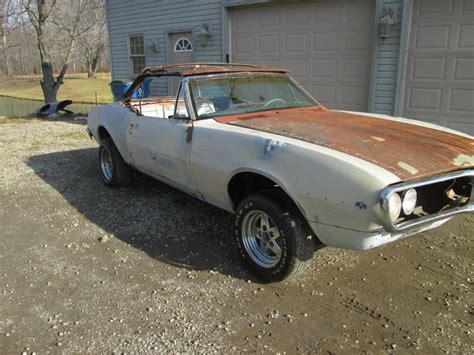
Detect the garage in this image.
<box><xmin>230</xmin><ymin>0</ymin><xmax>375</xmax><ymax>112</ymax></box>
<box><xmin>403</xmin><ymin>0</ymin><xmax>474</xmax><ymax>135</ymax></box>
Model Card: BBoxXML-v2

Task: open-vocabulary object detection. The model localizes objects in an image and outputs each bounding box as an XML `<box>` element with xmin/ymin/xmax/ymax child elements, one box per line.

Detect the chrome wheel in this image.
<box><xmin>241</xmin><ymin>210</ymin><xmax>283</xmax><ymax>268</ymax></box>
<box><xmin>100</xmin><ymin>147</ymin><xmax>113</xmax><ymax>182</ymax></box>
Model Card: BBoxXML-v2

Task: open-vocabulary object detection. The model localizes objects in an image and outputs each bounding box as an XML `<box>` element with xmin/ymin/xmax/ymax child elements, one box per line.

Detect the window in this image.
<box><xmin>129</xmin><ymin>35</ymin><xmax>146</xmax><ymax>75</ymax></box>
<box><xmin>174</xmin><ymin>38</ymin><xmax>193</xmax><ymax>52</ymax></box>
<box><xmin>189</xmin><ymin>75</ymin><xmax>319</xmax><ymax>120</ymax></box>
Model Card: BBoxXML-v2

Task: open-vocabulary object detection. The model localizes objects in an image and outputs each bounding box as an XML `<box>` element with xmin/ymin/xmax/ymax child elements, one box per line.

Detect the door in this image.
<box><xmin>169</xmin><ymin>32</ymin><xmax>194</xmax><ymax>95</ymax></box>
<box><xmin>403</xmin><ymin>0</ymin><xmax>474</xmax><ymax>135</ymax></box>
<box><xmin>231</xmin><ymin>0</ymin><xmax>374</xmax><ymax>112</ymax></box>
<box><xmin>125</xmin><ymin>83</ymin><xmax>197</xmax><ymax>193</ymax></box>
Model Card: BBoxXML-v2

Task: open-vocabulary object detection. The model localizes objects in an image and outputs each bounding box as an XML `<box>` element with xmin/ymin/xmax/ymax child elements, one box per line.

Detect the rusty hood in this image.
<box><xmin>214</xmin><ymin>107</ymin><xmax>474</xmax><ymax>181</ymax></box>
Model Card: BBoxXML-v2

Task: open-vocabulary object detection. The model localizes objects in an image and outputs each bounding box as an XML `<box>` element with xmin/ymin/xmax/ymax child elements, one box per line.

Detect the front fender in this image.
<box><xmin>191</xmin><ymin>119</ymin><xmax>400</xmax><ymax>233</ymax></box>
<box><xmin>224</xmin><ymin>166</ymin><xmax>308</xmax><ymax>218</ymax></box>
<box><xmin>87</xmin><ymin>104</ymin><xmax>133</xmax><ymax>164</ymax></box>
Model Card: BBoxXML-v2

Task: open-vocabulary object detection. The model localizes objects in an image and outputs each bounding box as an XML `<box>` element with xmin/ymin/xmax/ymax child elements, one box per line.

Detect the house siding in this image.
<box><xmin>107</xmin><ymin>0</ymin><xmax>403</xmax><ymax>113</ymax></box>
<box><xmin>107</xmin><ymin>0</ymin><xmax>223</xmax><ymax>95</ymax></box>
<box><xmin>369</xmin><ymin>0</ymin><xmax>403</xmax><ymax>115</ymax></box>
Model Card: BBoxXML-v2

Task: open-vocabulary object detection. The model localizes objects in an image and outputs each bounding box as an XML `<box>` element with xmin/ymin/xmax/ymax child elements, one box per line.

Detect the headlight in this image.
<box><xmin>402</xmin><ymin>188</ymin><xmax>417</xmax><ymax>215</ymax></box>
<box><xmin>388</xmin><ymin>192</ymin><xmax>402</xmax><ymax>221</ymax></box>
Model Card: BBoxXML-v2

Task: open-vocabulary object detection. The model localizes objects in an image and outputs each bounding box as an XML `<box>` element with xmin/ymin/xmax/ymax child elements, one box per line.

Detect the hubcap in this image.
<box><xmin>241</xmin><ymin>210</ymin><xmax>283</xmax><ymax>268</ymax></box>
<box><xmin>100</xmin><ymin>147</ymin><xmax>113</xmax><ymax>181</ymax></box>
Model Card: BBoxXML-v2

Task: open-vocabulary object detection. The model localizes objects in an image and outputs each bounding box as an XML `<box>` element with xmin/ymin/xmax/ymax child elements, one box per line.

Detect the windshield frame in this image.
<box><xmin>185</xmin><ymin>72</ymin><xmax>320</xmax><ymax>120</ymax></box>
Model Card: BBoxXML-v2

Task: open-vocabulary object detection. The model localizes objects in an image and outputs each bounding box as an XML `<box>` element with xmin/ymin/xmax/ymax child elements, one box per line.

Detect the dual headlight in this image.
<box><xmin>386</xmin><ymin>188</ymin><xmax>417</xmax><ymax>222</ymax></box>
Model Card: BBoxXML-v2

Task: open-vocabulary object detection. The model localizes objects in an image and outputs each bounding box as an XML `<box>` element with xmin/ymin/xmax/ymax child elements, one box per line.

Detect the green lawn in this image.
<box><xmin>0</xmin><ymin>73</ymin><xmax>113</xmax><ymax>104</ymax></box>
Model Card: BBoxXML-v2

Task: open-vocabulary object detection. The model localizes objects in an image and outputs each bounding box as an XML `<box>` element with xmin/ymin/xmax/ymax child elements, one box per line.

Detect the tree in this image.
<box><xmin>23</xmin><ymin>0</ymin><xmax>98</xmax><ymax>103</ymax></box>
<box><xmin>0</xmin><ymin>0</ymin><xmax>25</xmax><ymax>76</ymax></box>
<box><xmin>77</xmin><ymin>1</ymin><xmax>107</xmax><ymax>78</ymax></box>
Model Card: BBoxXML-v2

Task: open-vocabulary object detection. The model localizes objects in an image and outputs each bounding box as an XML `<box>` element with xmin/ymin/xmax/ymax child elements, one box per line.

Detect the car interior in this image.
<box><xmin>129</xmin><ymin>96</ymin><xmax>189</xmax><ymax>119</ymax></box>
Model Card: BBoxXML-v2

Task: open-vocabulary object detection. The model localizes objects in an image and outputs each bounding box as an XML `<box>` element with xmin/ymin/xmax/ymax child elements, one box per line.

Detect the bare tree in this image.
<box><xmin>77</xmin><ymin>0</ymin><xmax>107</xmax><ymax>78</ymax></box>
<box><xmin>4</xmin><ymin>21</ymin><xmax>39</xmax><ymax>74</ymax></box>
<box><xmin>0</xmin><ymin>11</ymin><xmax>6</xmax><ymax>76</ymax></box>
<box><xmin>0</xmin><ymin>0</ymin><xmax>25</xmax><ymax>76</ymax></box>
<box><xmin>23</xmin><ymin>0</ymin><xmax>98</xmax><ymax>103</ymax></box>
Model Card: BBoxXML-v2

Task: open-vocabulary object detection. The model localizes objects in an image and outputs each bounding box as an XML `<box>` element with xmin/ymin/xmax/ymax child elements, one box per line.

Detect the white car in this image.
<box><xmin>87</xmin><ymin>63</ymin><xmax>474</xmax><ymax>282</ymax></box>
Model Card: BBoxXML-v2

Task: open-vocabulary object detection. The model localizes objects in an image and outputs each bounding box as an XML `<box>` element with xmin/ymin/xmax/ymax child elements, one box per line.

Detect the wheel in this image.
<box><xmin>234</xmin><ymin>194</ymin><xmax>316</xmax><ymax>282</ymax></box>
<box><xmin>98</xmin><ymin>137</ymin><xmax>132</xmax><ymax>187</ymax></box>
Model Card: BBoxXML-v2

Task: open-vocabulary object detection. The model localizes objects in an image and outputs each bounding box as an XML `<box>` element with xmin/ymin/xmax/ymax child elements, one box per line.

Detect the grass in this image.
<box><xmin>0</xmin><ymin>72</ymin><xmax>113</xmax><ymax>104</ymax></box>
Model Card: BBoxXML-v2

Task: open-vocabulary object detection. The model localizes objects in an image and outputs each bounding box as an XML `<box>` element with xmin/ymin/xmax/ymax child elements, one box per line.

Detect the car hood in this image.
<box><xmin>214</xmin><ymin>107</ymin><xmax>474</xmax><ymax>181</ymax></box>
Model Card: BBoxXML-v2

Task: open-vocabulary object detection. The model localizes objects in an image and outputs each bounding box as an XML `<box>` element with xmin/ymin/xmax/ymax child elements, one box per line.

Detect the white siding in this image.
<box><xmin>370</xmin><ymin>0</ymin><xmax>403</xmax><ymax>115</ymax></box>
<box><xmin>106</xmin><ymin>0</ymin><xmax>428</xmax><ymax>119</ymax></box>
<box><xmin>107</xmin><ymin>0</ymin><xmax>223</xmax><ymax>96</ymax></box>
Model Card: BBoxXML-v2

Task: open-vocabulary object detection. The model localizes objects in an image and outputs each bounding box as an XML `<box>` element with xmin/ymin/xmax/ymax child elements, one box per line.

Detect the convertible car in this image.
<box><xmin>87</xmin><ymin>63</ymin><xmax>474</xmax><ymax>282</ymax></box>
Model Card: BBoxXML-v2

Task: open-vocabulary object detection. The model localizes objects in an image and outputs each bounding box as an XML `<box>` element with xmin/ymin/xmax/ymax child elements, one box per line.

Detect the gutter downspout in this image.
<box><xmin>394</xmin><ymin>0</ymin><xmax>413</xmax><ymax>117</ymax></box>
<box><xmin>368</xmin><ymin>0</ymin><xmax>383</xmax><ymax>113</ymax></box>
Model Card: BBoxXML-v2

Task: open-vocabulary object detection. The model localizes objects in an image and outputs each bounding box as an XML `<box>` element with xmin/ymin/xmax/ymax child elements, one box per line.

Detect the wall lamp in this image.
<box><xmin>147</xmin><ymin>39</ymin><xmax>159</xmax><ymax>53</ymax></box>
<box><xmin>196</xmin><ymin>23</ymin><xmax>212</xmax><ymax>47</ymax></box>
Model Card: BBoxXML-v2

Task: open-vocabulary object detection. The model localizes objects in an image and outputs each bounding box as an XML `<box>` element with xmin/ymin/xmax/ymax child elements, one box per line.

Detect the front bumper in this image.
<box><xmin>379</xmin><ymin>169</ymin><xmax>474</xmax><ymax>233</ymax></box>
<box><xmin>309</xmin><ymin>218</ymin><xmax>451</xmax><ymax>251</ymax></box>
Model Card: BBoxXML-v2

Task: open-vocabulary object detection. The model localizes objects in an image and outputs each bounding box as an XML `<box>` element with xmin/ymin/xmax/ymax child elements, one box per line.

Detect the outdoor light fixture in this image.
<box><xmin>196</xmin><ymin>23</ymin><xmax>212</xmax><ymax>47</ymax></box>
<box><xmin>147</xmin><ymin>39</ymin><xmax>159</xmax><ymax>53</ymax></box>
<box><xmin>379</xmin><ymin>7</ymin><xmax>396</xmax><ymax>41</ymax></box>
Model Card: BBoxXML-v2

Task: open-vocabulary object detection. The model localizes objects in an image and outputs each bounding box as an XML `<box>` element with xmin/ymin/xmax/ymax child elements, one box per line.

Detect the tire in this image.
<box><xmin>98</xmin><ymin>137</ymin><xmax>132</xmax><ymax>187</ymax></box>
<box><xmin>234</xmin><ymin>193</ymin><xmax>317</xmax><ymax>282</ymax></box>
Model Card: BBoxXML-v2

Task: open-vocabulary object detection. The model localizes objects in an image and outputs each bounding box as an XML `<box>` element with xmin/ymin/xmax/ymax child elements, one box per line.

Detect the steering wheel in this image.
<box><xmin>264</xmin><ymin>98</ymin><xmax>287</xmax><ymax>108</ymax></box>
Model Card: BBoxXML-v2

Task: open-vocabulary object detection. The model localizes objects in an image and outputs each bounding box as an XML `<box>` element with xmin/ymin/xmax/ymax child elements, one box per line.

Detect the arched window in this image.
<box><xmin>174</xmin><ymin>38</ymin><xmax>193</xmax><ymax>52</ymax></box>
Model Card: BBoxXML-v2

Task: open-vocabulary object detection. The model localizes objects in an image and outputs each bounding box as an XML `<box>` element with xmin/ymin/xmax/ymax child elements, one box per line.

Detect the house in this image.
<box><xmin>105</xmin><ymin>0</ymin><xmax>474</xmax><ymax>135</ymax></box>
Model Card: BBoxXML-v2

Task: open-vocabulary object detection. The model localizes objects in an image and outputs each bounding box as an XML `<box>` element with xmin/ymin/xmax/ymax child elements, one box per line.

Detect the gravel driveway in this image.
<box><xmin>0</xmin><ymin>119</ymin><xmax>472</xmax><ymax>353</ymax></box>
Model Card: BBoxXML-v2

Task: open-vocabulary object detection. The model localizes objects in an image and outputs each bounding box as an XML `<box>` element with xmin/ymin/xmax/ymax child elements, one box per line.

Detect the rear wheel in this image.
<box><xmin>235</xmin><ymin>194</ymin><xmax>316</xmax><ymax>282</ymax></box>
<box><xmin>98</xmin><ymin>138</ymin><xmax>132</xmax><ymax>187</ymax></box>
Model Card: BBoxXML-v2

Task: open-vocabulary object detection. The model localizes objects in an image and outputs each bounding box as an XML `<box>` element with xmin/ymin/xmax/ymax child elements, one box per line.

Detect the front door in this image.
<box><xmin>125</xmin><ymin>84</ymin><xmax>197</xmax><ymax>194</ymax></box>
<box><xmin>169</xmin><ymin>32</ymin><xmax>194</xmax><ymax>95</ymax></box>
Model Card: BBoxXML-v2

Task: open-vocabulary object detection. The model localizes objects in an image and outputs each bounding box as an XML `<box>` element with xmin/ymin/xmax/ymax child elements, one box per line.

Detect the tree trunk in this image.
<box><xmin>88</xmin><ymin>56</ymin><xmax>99</xmax><ymax>78</ymax></box>
<box><xmin>87</xmin><ymin>63</ymin><xmax>94</xmax><ymax>78</ymax></box>
<box><xmin>1</xmin><ymin>20</ymin><xmax>10</xmax><ymax>76</ymax></box>
<box><xmin>40</xmin><ymin>62</ymin><xmax>58</xmax><ymax>103</ymax></box>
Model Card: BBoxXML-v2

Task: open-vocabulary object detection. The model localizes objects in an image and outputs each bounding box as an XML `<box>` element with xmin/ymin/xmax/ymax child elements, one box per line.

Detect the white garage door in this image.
<box><xmin>404</xmin><ymin>0</ymin><xmax>474</xmax><ymax>135</ymax></box>
<box><xmin>231</xmin><ymin>0</ymin><xmax>374</xmax><ymax>112</ymax></box>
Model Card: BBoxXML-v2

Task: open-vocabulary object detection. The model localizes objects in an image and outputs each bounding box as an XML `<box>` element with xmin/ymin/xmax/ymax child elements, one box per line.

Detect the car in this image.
<box><xmin>87</xmin><ymin>63</ymin><xmax>474</xmax><ymax>282</ymax></box>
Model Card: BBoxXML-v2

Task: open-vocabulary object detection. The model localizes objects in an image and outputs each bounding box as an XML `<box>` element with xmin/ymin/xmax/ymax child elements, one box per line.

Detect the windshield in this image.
<box><xmin>189</xmin><ymin>75</ymin><xmax>319</xmax><ymax>119</ymax></box>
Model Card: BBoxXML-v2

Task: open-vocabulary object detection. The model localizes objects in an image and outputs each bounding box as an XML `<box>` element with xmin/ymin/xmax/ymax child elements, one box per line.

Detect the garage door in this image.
<box><xmin>231</xmin><ymin>0</ymin><xmax>374</xmax><ymax>112</ymax></box>
<box><xmin>403</xmin><ymin>0</ymin><xmax>474</xmax><ymax>135</ymax></box>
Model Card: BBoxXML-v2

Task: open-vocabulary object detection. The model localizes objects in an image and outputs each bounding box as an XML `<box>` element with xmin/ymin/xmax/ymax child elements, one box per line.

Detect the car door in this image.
<box><xmin>125</xmin><ymin>82</ymin><xmax>198</xmax><ymax>194</ymax></box>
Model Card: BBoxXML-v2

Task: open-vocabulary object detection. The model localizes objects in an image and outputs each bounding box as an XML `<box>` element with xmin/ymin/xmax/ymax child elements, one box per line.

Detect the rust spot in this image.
<box><xmin>215</xmin><ymin>107</ymin><xmax>474</xmax><ymax>181</ymax></box>
<box><xmin>238</xmin><ymin>114</ymin><xmax>269</xmax><ymax>121</ymax></box>
<box><xmin>179</xmin><ymin>67</ymin><xmax>288</xmax><ymax>76</ymax></box>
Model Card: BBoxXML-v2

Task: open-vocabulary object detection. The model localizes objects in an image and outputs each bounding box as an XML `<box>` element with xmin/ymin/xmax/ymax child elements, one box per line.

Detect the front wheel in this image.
<box><xmin>98</xmin><ymin>138</ymin><xmax>132</xmax><ymax>187</ymax></box>
<box><xmin>234</xmin><ymin>194</ymin><xmax>317</xmax><ymax>282</ymax></box>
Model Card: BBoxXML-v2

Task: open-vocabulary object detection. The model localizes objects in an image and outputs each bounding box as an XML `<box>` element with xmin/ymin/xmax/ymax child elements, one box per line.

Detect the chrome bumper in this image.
<box><xmin>379</xmin><ymin>170</ymin><xmax>474</xmax><ymax>233</ymax></box>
